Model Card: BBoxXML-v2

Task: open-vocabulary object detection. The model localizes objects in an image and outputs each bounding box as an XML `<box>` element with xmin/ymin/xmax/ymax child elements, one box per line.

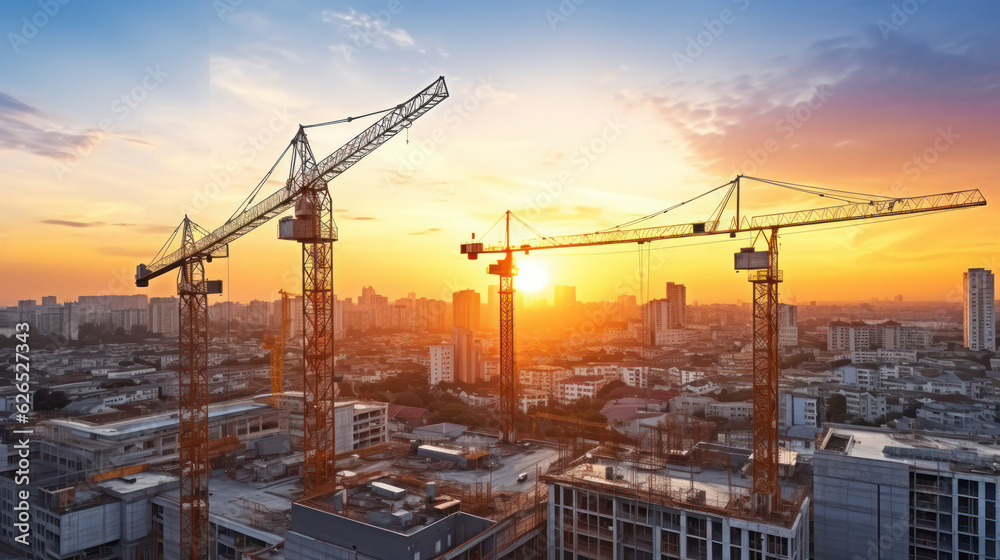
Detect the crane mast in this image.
<box><xmin>462</xmin><ymin>176</ymin><xmax>985</xmax><ymax>515</ymax></box>
<box><xmin>262</xmin><ymin>290</ymin><xmax>296</xmax><ymax>402</ymax></box>
<box><xmin>136</xmin><ymin>77</ymin><xmax>448</xmax><ymax>560</ymax></box>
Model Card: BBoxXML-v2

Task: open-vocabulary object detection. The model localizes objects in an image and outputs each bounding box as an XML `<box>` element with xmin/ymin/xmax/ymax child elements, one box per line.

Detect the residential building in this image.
<box><xmin>572</xmin><ymin>363</ymin><xmax>619</xmax><ymax>378</ymax></box>
<box><xmin>665</xmin><ymin>282</ymin><xmax>686</xmax><ymax>327</ymax></box>
<box><xmin>619</xmin><ymin>364</ymin><xmax>649</xmax><ymax>389</ymax></box>
<box><xmin>519</xmin><ymin>365</ymin><xmax>572</xmax><ymax>396</ymax></box>
<box><xmin>705</xmin><ymin>401</ymin><xmax>753</xmax><ymax>421</ymax></box>
<box><xmin>964</xmin><ymin>267</ymin><xmax>996</xmax><ymax>351</ymax></box>
<box><xmin>452</xmin><ymin>289</ymin><xmax>481</xmax><ymax>384</ymax></box>
<box><xmin>556</xmin><ymin>375</ymin><xmax>610</xmax><ymax>404</ymax></box>
<box><xmin>779</xmin><ymin>392</ymin><xmax>820</xmax><ymax>429</ymax></box>
<box><xmin>840</xmin><ymin>388</ymin><xmax>887</xmax><ymax>422</ymax></box>
<box><xmin>670</xmin><ymin>395</ymin><xmax>716</xmax><ymax>416</ymax></box>
<box><xmin>148</xmin><ymin>296</ymin><xmax>180</xmax><ymax>337</ymax></box>
<box><xmin>267</xmin><ymin>394</ymin><xmax>388</xmax><ymax>453</ymax></box>
<box><xmin>429</xmin><ymin>343</ymin><xmax>454</xmax><ymax>385</ymax></box>
<box><xmin>554</xmin><ymin>285</ymin><xmax>576</xmax><ymax>307</ymax></box>
<box><xmin>519</xmin><ymin>390</ymin><xmax>549</xmax><ymax>413</ymax></box>
<box><xmin>778</xmin><ymin>303</ymin><xmax>798</xmax><ymax>348</ymax></box>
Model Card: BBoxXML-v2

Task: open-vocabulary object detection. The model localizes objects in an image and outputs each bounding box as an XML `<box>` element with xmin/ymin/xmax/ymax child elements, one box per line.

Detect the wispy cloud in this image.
<box><xmin>42</xmin><ymin>219</ymin><xmax>105</xmax><ymax>228</ymax></box>
<box><xmin>322</xmin><ymin>8</ymin><xmax>418</xmax><ymax>51</ymax></box>
<box><xmin>43</xmin><ymin>220</ymin><xmax>175</xmax><ymax>233</ymax></box>
<box><xmin>0</xmin><ymin>92</ymin><xmax>100</xmax><ymax>160</ymax></box>
<box><xmin>0</xmin><ymin>90</ymin><xmax>153</xmax><ymax>161</ymax></box>
<box><xmin>409</xmin><ymin>227</ymin><xmax>441</xmax><ymax>235</ymax></box>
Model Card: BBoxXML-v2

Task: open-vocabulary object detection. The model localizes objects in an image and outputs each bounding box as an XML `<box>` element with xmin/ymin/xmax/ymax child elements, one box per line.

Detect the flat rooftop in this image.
<box><xmin>819</xmin><ymin>425</ymin><xmax>1000</xmax><ymax>469</ymax></box>
<box><xmin>43</xmin><ymin>400</ymin><xmax>272</xmax><ymax>437</ymax></box>
<box><xmin>97</xmin><ymin>471</ymin><xmax>178</xmax><ymax>495</ymax></box>
<box><xmin>159</xmin><ymin>470</ymin><xmax>297</xmax><ymax>541</ymax></box>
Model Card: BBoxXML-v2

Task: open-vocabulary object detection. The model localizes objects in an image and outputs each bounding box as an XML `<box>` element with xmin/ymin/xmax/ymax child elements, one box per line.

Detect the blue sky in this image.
<box><xmin>2</xmin><ymin>0</ymin><xmax>999</xmax><ymax>305</ymax></box>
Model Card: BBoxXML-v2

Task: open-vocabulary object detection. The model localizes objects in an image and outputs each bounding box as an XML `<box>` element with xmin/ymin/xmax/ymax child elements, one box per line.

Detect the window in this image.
<box><xmin>686</xmin><ymin>516</ymin><xmax>706</xmax><ymax>538</ymax></box>
<box><xmin>686</xmin><ymin>536</ymin><xmax>707</xmax><ymax>560</ymax></box>
<box><xmin>958</xmin><ymin>479</ymin><xmax>979</xmax><ymax>497</ymax></box>
<box><xmin>767</xmin><ymin>535</ymin><xmax>789</xmax><ymax>556</ymax></box>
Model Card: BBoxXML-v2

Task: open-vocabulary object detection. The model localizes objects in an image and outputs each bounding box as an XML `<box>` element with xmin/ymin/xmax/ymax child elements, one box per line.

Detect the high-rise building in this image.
<box><xmin>615</xmin><ymin>294</ymin><xmax>640</xmax><ymax>322</ymax></box>
<box><xmin>963</xmin><ymin>267</ymin><xmax>995</xmax><ymax>351</ymax></box>
<box><xmin>34</xmin><ymin>301</ymin><xmax>79</xmax><ymax>340</ymax></box>
<box><xmin>644</xmin><ymin>287</ymin><xmax>686</xmax><ymax>345</ymax></box>
<box><xmin>17</xmin><ymin>299</ymin><xmax>37</xmax><ymax>324</ymax></box>
<box><xmin>149</xmin><ymin>297</ymin><xmax>180</xmax><ymax>337</ymax></box>
<box><xmin>428</xmin><ymin>344</ymin><xmax>454</xmax><ymax>385</ymax></box>
<box><xmin>665</xmin><ymin>282</ymin><xmax>686</xmax><ymax>327</ymax></box>
<box><xmin>778</xmin><ymin>303</ymin><xmax>798</xmax><ymax>348</ymax></box>
<box><xmin>554</xmin><ymin>285</ymin><xmax>576</xmax><ymax>307</ymax></box>
<box><xmin>828</xmin><ymin>320</ymin><xmax>933</xmax><ymax>352</ymax></box>
<box><xmin>486</xmin><ymin>284</ymin><xmax>500</xmax><ymax>329</ymax></box>
<box><xmin>41</xmin><ymin>295</ymin><xmax>57</xmax><ymax>306</ymax></box>
<box><xmin>452</xmin><ymin>290</ymin><xmax>481</xmax><ymax>384</ymax></box>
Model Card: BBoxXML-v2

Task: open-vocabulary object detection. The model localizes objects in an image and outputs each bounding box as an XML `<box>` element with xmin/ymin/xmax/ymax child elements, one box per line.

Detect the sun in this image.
<box><xmin>516</xmin><ymin>260</ymin><xmax>548</xmax><ymax>294</ymax></box>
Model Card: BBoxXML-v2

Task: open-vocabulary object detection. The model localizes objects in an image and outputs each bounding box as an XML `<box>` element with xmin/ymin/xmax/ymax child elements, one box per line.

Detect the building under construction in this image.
<box><xmin>543</xmin><ymin>445</ymin><xmax>810</xmax><ymax>560</ymax></box>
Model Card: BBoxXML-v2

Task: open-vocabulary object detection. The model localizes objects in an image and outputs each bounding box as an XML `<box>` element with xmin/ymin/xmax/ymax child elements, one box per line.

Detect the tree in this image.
<box><xmin>597</xmin><ymin>380</ymin><xmax>626</xmax><ymax>401</ymax></box>
<box><xmin>33</xmin><ymin>388</ymin><xmax>70</xmax><ymax>410</ymax></box>
<box><xmin>825</xmin><ymin>393</ymin><xmax>847</xmax><ymax>422</ymax></box>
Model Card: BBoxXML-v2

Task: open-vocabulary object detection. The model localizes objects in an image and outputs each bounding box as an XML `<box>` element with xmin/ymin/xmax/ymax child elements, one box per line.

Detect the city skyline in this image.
<box><xmin>1</xmin><ymin>2</ymin><xmax>999</xmax><ymax>306</ymax></box>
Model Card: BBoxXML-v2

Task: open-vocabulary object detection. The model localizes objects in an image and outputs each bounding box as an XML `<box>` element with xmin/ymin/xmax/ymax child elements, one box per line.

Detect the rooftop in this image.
<box><xmin>818</xmin><ymin>425</ymin><xmax>1000</xmax><ymax>470</ymax></box>
<box><xmin>43</xmin><ymin>399</ymin><xmax>270</xmax><ymax>438</ymax></box>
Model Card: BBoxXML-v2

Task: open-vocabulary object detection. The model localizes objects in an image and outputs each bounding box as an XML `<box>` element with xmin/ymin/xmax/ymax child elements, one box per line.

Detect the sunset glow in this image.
<box><xmin>0</xmin><ymin>2</ymin><xmax>997</xmax><ymax>306</ymax></box>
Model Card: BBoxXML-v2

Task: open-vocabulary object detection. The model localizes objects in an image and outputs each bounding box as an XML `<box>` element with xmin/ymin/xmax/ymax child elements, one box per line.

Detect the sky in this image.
<box><xmin>1</xmin><ymin>0</ymin><xmax>999</xmax><ymax>307</ymax></box>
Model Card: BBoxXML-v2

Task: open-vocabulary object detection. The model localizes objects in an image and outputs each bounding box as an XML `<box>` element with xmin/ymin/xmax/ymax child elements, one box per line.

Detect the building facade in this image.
<box><xmin>815</xmin><ymin>427</ymin><xmax>1000</xmax><ymax>560</ymax></box>
<box><xmin>964</xmin><ymin>267</ymin><xmax>996</xmax><ymax>351</ymax></box>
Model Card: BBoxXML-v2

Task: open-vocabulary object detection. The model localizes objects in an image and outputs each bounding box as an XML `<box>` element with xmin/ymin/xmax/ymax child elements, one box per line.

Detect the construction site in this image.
<box><xmin>14</xmin><ymin>70</ymin><xmax>974</xmax><ymax>560</ymax></box>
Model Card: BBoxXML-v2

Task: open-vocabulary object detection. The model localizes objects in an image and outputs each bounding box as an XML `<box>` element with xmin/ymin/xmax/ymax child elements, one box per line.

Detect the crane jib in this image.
<box><xmin>135</xmin><ymin>76</ymin><xmax>449</xmax><ymax>286</ymax></box>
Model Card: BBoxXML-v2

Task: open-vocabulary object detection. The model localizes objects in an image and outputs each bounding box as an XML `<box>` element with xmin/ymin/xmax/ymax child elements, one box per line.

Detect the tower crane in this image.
<box><xmin>262</xmin><ymin>290</ymin><xmax>297</xmax><ymax>403</ymax></box>
<box><xmin>461</xmin><ymin>175</ymin><xmax>985</xmax><ymax>515</ymax></box>
<box><xmin>136</xmin><ymin>77</ymin><xmax>448</xmax><ymax>560</ymax></box>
